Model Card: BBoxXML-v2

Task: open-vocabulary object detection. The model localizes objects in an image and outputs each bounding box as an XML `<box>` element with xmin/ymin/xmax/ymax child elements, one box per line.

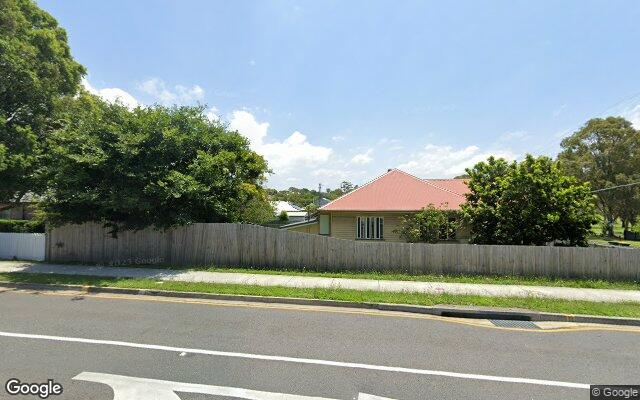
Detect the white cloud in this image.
<box><xmin>499</xmin><ymin>130</ymin><xmax>529</xmax><ymax>141</ymax></box>
<box><xmin>331</xmin><ymin>135</ymin><xmax>346</xmax><ymax>142</ymax></box>
<box><xmin>629</xmin><ymin>104</ymin><xmax>640</xmax><ymax>129</ymax></box>
<box><xmin>350</xmin><ymin>148</ymin><xmax>373</xmax><ymax>165</ymax></box>
<box><xmin>138</xmin><ymin>78</ymin><xmax>205</xmax><ymax>105</ymax></box>
<box><xmin>82</xmin><ymin>78</ymin><xmax>140</xmax><ymax>110</ymax></box>
<box><xmin>398</xmin><ymin>144</ymin><xmax>517</xmax><ymax>177</ymax></box>
<box><xmin>378</xmin><ymin>138</ymin><xmax>403</xmax><ymax>151</ymax></box>
<box><xmin>378</xmin><ymin>138</ymin><xmax>401</xmax><ymax>145</ymax></box>
<box><xmin>229</xmin><ymin>110</ymin><xmax>332</xmax><ymax>174</ymax></box>
<box><xmin>229</xmin><ymin>110</ymin><xmax>269</xmax><ymax>146</ymax></box>
<box><xmin>205</xmin><ymin>106</ymin><xmax>220</xmax><ymax>122</ymax></box>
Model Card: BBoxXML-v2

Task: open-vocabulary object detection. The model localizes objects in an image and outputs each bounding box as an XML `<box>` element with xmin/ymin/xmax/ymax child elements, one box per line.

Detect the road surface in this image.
<box><xmin>0</xmin><ymin>288</ymin><xmax>638</xmax><ymax>399</ymax></box>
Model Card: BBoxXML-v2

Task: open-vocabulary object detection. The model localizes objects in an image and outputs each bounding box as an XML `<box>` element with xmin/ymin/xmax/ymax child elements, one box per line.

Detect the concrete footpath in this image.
<box><xmin>0</xmin><ymin>260</ymin><xmax>639</xmax><ymax>303</ymax></box>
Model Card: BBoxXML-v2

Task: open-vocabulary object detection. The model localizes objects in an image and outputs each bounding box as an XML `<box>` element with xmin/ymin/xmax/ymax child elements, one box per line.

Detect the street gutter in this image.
<box><xmin>2</xmin><ymin>281</ymin><xmax>640</xmax><ymax>327</ymax></box>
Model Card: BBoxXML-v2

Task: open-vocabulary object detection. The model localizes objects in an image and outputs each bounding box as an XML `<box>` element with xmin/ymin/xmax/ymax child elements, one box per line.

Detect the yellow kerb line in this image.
<box><xmin>6</xmin><ymin>288</ymin><xmax>640</xmax><ymax>335</ymax></box>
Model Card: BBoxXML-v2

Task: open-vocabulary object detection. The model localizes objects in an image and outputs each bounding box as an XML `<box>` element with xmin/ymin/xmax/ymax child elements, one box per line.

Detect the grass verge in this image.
<box><xmin>1</xmin><ymin>272</ymin><xmax>639</xmax><ymax>318</ymax></box>
<box><xmin>122</xmin><ymin>264</ymin><xmax>640</xmax><ymax>291</ymax></box>
<box><xmin>588</xmin><ymin>237</ymin><xmax>640</xmax><ymax>249</ymax></box>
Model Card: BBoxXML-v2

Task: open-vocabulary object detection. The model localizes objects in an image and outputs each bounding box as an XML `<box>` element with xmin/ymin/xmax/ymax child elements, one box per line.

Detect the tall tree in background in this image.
<box><xmin>0</xmin><ymin>0</ymin><xmax>85</xmax><ymax>205</ymax></box>
<box><xmin>463</xmin><ymin>155</ymin><xmax>597</xmax><ymax>246</ymax></box>
<box><xmin>558</xmin><ymin>117</ymin><xmax>640</xmax><ymax>236</ymax></box>
<box><xmin>41</xmin><ymin>102</ymin><xmax>270</xmax><ymax>234</ymax></box>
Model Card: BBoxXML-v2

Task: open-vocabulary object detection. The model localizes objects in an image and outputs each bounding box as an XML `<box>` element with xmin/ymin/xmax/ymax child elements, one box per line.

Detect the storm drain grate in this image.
<box><xmin>490</xmin><ymin>320</ymin><xmax>540</xmax><ymax>329</ymax></box>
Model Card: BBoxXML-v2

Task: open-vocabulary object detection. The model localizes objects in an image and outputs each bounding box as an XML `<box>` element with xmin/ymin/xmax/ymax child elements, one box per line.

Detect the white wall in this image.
<box><xmin>0</xmin><ymin>232</ymin><xmax>46</xmax><ymax>261</ymax></box>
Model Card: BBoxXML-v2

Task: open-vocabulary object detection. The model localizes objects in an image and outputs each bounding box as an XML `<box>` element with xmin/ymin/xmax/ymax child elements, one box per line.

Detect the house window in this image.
<box><xmin>356</xmin><ymin>216</ymin><xmax>383</xmax><ymax>240</ymax></box>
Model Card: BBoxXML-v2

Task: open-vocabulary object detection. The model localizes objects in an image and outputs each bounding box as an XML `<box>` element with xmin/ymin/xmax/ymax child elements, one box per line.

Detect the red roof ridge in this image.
<box><xmin>318</xmin><ymin>168</ymin><xmax>398</xmax><ymax>211</ymax></box>
<box><xmin>423</xmin><ymin>179</ymin><xmax>467</xmax><ymax>198</ymax></box>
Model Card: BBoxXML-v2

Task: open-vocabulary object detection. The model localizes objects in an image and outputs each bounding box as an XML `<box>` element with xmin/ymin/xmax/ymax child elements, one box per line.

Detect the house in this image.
<box><xmin>314</xmin><ymin>197</ymin><xmax>331</xmax><ymax>207</ymax></box>
<box><xmin>282</xmin><ymin>169</ymin><xmax>470</xmax><ymax>242</ymax></box>
<box><xmin>272</xmin><ymin>201</ymin><xmax>309</xmax><ymax>223</ymax></box>
<box><xmin>0</xmin><ymin>193</ymin><xmax>39</xmax><ymax>220</ymax></box>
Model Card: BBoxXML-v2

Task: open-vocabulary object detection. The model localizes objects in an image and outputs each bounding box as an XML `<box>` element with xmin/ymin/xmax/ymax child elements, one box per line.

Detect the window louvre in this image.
<box><xmin>356</xmin><ymin>216</ymin><xmax>384</xmax><ymax>240</ymax></box>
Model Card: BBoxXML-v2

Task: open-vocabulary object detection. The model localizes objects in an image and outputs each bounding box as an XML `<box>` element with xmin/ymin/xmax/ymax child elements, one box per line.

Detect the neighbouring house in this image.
<box><xmin>0</xmin><ymin>193</ymin><xmax>39</xmax><ymax>220</ymax></box>
<box><xmin>282</xmin><ymin>169</ymin><xmax>470</xmax><ymax>242</ymax></box>
<box><xmin>272</xmin><ymin>201</ymin><xmax>308</xmax><ymax>223</ymax></box>
<box><xmin>314</xmin><ymin>197</ymin><xmax>331</xmax><ymax>207</ymax></box>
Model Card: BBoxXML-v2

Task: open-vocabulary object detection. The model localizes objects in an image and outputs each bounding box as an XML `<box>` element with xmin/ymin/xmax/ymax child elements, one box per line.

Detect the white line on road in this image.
<box><xmin>0</xmin><ymin>330</ymin><xmax>589</xmax><ymax>390</ymax></box>
<box><xmin>73</xmin><ymin>372</ymin><xmax>396</xmax><ymax>400</ymax></box>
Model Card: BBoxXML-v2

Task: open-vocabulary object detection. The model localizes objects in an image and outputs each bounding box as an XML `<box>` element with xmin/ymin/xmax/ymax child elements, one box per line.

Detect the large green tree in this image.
<box><xmin>0</xmin><ymin>0</ymin><xmax>85</xmax><ymax>205</ymax></box>
<box><xmin>558</xmin><ymin>117</ymin><xmax>640</xmax><ymax>236</ymax></box>
<box><xmin>463</xmin><ymin>155</ymin><xmax>597</xmax><ymax>246</ymax></box>
<box><xmin>40</xmin><ymin>100</ymin><xmax>270</xmax><ymax>234</ymax></box>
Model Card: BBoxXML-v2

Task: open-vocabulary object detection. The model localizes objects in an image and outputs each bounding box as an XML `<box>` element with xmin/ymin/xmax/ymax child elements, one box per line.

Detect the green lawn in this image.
<box><xmin>1</xmin><ymin>272</ymin><xmax>639</xmax><ymax>318</ymax></box>
<box><xmin>122</xmin><ymin>264</ymin><xmax>640</xmax><ymax>291</ymax></box>
<box><xmin>588</xmin><ymin>237</ymin><xmax>640</xmax><ymax>249</ymax></box>
<box><xmin>589</xmin><ymin>215</ymin><xmax>640</xmax><ymax>247</ymax></box>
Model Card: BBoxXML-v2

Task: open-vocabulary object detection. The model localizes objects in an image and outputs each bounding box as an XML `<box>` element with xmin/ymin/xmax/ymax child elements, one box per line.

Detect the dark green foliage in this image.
<box><xmin>395</xmin><ymin>205</ymin><xmax>462</xmax><ymax>243</ymax></box>
<box><xmin>0</xmin><ymin>0</ymin><xmax>86</xmax><ymax>203</ymax></box>
<box><xmin>463</xmin><ymin>155</ymin><xmax>597</xmax><ymax>246</ymax></box>
<box><xmin>0</xmin><ymin>219</ymin><xmax>44</xmax><ymax>233</ymax></box>
<box><xmin>240</xmin><ymin>197</ymin><xmax>276</xmax><ymax>225</ymax></box>
<box><xmin>40</xmin><ymin>102</ymin><xmax>270</xmax><ymax>235</ymax></box>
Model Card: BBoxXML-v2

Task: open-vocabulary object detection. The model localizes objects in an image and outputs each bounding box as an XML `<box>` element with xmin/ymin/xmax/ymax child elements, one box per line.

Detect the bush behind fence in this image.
<box><xmin>46</xmin><ymin>223</ymin><xmax>640</xmax><ymax>281</ymax></box>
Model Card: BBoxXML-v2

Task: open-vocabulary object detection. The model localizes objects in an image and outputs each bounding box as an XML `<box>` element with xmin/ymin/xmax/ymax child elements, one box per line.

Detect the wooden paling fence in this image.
<box><xmin>46</xmin><ymin>223</ymin><xmax>640</xmax><ymax>280</ymax></box>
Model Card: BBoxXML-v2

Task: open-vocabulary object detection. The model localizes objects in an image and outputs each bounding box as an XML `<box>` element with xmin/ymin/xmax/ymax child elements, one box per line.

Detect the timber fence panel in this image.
<box><xmin>45</xmin><ymin>223</ymin><xmax>640</xmax><ymax>280</ymax></box>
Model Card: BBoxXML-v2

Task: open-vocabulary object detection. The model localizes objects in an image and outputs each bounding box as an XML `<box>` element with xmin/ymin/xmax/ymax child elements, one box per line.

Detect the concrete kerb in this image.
<box><xmin>1</xmin><ymin>280</ymin><xmax>640</xmax><ymax>327</ymax></box>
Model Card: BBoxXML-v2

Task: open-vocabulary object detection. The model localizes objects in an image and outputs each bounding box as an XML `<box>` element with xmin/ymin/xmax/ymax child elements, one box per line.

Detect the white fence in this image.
<box><xmin>0</xmin><ymin>232</ymin><xmax>46</xmax><ymax>261</ymax></box>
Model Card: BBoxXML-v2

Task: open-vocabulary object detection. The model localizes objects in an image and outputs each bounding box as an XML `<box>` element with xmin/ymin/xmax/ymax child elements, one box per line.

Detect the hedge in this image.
<box><xmin>0</xmin><ymin>219</ymin><xmax>45</xmax><ymax>233</ymax></box>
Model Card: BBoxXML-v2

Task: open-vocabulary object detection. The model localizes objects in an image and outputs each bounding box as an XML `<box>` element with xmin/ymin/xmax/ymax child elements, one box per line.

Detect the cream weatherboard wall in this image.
<box><xmin>323</xmin><ymin>211</ymin><xmax>471</xmax><ymax>243</ymax></box>
<box><xmin>287</xmin><ymin>222</ymin><xmax>319</xmax><ymax>234</ymax></box>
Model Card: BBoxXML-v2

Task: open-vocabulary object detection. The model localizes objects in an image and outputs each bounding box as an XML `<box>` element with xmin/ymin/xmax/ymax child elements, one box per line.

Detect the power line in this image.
<box><xmin>536</xmin><ymin>90</ymin><xmax>640</xmax><ymax>156</ymax></box>
<box><xmin>591</xmin><ymin>181</ymin><xmax>640</xmax><ymax>193</ymax></box>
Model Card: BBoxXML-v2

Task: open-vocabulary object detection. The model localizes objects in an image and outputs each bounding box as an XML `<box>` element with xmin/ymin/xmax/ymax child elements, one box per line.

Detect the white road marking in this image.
<box><xmin>74</xmin><ymin>372</ymin><xmax>394</xmax><ymax>400</ymax></box>
<box><xmin>0</xmin><ymin>330</ymin><xmax>589</xmax><ymax>390</ymax></box>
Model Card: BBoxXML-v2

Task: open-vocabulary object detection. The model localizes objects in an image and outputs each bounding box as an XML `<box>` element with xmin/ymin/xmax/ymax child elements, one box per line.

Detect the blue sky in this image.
<box><xmin>40</xmin><ymin>0</ymin><xmax>640</xmax><ymax>189</ymax></box>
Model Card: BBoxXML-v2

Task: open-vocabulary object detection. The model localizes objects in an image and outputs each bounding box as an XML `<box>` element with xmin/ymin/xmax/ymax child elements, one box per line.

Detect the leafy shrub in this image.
<box><xmin>278</xmin><ymin>210</ymin><xmax>289</xmax><ymax>222</ymax></box>
<box><xmin>0</xmin><ymin>219</ymin><xmax>45</xmax><ymax>233</ymax></box>
<box><xmin>394</xmin><ymin>205</ymin><xmax>462</xmax><ymax>243</ymax></box>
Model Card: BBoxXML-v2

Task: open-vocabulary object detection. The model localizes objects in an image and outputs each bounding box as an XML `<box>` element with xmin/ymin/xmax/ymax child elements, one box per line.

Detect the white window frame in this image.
<box><xmin>356</xmin><ymin>216</ymin><xmax>383</xmax><ymax>240</ymax></box>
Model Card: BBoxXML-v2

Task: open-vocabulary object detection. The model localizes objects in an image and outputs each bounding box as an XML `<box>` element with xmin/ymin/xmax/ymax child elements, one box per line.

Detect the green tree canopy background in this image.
<box><xmin>41</xmin><ymin>98</ymin><xmax>270</xmax><ymax>234</ymax></box>
<box><xmin>558</xmin><ymin>117</ymin><xmax>640</xmax><ymax>236</ymax></box>
<box><xmin>463</xmin><ymin>155</ymin><xmax>597</xmax><ymax>246</ymax></box>
<box><xmin>0</xmin><ymin>0</ymin><xmax>85</xmax><ymax>203</ymax></box>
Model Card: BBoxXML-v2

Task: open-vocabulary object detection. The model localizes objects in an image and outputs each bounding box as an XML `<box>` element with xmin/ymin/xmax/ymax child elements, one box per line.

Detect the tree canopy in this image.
<box><xmin>0</xmin><ymin>0</ymin><xmax>85</xmax><ymax>204</ymax></box>
<box><xmin>463</xmin><ymin>155</ymin><xmax>597</xmax><ymax>246</ymax></box>
<box><xmin>394</xmin><ymin>205</ymin><xmax>462</xmax><ymax>243</ymax></box>
<box><xmin>557</xmin><ymin>117</ymin><xmax>640</xmax><ymax>235</ymax></box>
<box><xmin>40</xmin><ymin>100</ymin><xmax>270</xmax><ymax>234</ymax></box>
<box><xmin>266</xmin><ymin>181</ymin><xmax>357</xmax><ymax>208</ymax></box>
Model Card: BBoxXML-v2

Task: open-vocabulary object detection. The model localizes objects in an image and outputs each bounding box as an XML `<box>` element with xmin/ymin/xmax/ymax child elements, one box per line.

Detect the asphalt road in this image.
<box><xmin>0</xmin><ymin>289</ymin><xmax>638</xmax><ymax>400</ymax></box>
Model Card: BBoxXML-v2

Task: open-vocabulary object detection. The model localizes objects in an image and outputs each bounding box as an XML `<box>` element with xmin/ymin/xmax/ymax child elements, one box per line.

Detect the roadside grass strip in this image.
<box><xmin>1</xmin><ymin>272</ymin><xmax>640</xmax><ymax>318</ymax></box>
<box><xmin>54</xmin><ymin>261</ymin><xmax>640</xmax><ymax>291</ymax></box>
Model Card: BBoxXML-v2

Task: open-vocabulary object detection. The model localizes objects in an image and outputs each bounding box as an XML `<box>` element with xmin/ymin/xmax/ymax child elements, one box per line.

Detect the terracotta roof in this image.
<box><xmin>319</xmin><ymin>169</ymin><xmax>469</xmax><ymax>212</ymax></box>
<box><xmin>423</xmin><ymin>179</ymin><xmax>469</xmax><ymax>197</ymax></box>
